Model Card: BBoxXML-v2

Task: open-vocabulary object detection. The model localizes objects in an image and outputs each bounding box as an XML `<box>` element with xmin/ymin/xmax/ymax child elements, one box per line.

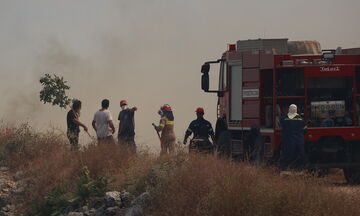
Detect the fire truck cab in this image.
<box><xmin>201</xmin><ymin>38</ymin><xmax>360</xmax><ymax>183</ymax></box>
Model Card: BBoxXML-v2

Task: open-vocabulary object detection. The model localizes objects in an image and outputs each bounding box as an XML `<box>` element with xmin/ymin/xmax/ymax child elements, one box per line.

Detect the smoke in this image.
<box><xmin>0</xmin><ymin>0</ymin><xmax>359</xmax><ymax>151</ymax></box>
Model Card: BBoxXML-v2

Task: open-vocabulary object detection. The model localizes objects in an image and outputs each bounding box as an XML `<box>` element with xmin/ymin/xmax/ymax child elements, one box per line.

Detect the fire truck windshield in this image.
<box><xmin>307</xmin><ymin>76</ymin><xmax>353</xmax><ymax>127</ymax></box>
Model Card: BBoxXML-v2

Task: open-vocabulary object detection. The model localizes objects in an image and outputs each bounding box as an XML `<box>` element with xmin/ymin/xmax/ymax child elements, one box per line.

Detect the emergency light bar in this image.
<box><xmin>228</xmin><ymin>44</ymin><xmax>236</xmax><ymax>51</ymax></box>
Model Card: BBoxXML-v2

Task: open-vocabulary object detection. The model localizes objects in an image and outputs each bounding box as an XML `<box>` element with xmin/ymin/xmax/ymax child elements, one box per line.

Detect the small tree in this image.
<box><xmin>39</xmin><ymin>74</ymin><xmax>73</xmax><ymax>109</ymax></box>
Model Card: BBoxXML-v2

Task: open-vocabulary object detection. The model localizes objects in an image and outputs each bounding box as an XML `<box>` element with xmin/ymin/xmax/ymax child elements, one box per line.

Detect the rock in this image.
<box><xmin>83</xmin><ymin>208</ymin><xmax>96</xmax><ymax>216</ymax></box>
<box><xmin>89</xmin><ymin>197</ymin><xmax>104</xmax><ymax>209</ymax></box>
<box><xmin>120</xmin><ymin>191</ymin><xmax>132</xmax><ymax>208</ymax></box>
<box><xmin>0</xmin><ymin>167</ymin><xmax>9</xmax><ymax>172</ymax></box>
<box><xmin>104</xmin><ymin>191</ymin><xmax>121</xmax><ymax>207</ymax></box>
<box><xmin>67</xmin><ymin>212</ymin><xmax>84</xmax><ymax>216</ymax></box>
<box><xmin>12</xmin><ymin>171</ymin><xmax>25</xmax><ymax>181</ymax></box>
<box><xmin>81</xmin><ymin>206</ymin><xmax>89</xmax><ymax>212</ymax></box>
<box><xmin>124</xmin><ymin>206</ymin><xmax>143</xmax><ymax>216</ymax></box>
<box><xmin>94</xmin><ymin>206</ymin><xmax>105</xmax><ymax>216</ymax></box>
<box><xmin>131</xmin><ymin>192</ymin><xmax>151</xmax><ymax>208</ymax></box>
<box><xmin>124</xmin><ymin>192</ymin><xmax>151</xmax><ymax>216</ymax></box>
<box><xmin>104</xmin><ymin>206</ymin><xmax>121</xmax><ymax>216</ymax></box>
<box><xmin>1</xmin><ymin>205</ymin><xmax>13</xmax><ymax>213</ymax></box>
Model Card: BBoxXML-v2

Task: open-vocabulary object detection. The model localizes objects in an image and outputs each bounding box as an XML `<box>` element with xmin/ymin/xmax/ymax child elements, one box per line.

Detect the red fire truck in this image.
<box><xmin>201</xmin><ymin>38</ymin><xmax>360</xmax><ymax>182</ymax></box>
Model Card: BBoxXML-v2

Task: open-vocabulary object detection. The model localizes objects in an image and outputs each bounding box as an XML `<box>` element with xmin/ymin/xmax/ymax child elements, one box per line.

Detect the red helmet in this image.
<box><xmin>162</xmin><ymin>104</ymin><xmax>172</xmax><ymax>111</ymax></box>
<box><xmin>120</xmin><ymin>100</ymin><xmax>127</xmax><ymax>106</ymax></box>
<box><xmin>196</xmin><ymin>107</ymin><xmax>205</xmax><ymax>114</ymax></box>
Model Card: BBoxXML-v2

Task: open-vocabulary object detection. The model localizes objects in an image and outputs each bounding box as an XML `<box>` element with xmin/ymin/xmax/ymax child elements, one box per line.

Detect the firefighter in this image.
<box><xmin>280</xmin><ymin>104</ymin><xmax>305</xmax><ymax>173</ymax></box>
<box><xmin>118</xmin><ymin>100</ymin><xmax>137</xmax><ymax>152</ymax></box>
<box><xmin>153</xmin><ymin>104</ymin><xmax>176</xmax><ymax>155</ymax></box>
<box><xmin>183</xmin><ymin>107</ymin><xmax>215</xmax><ymax>154</ymax></box>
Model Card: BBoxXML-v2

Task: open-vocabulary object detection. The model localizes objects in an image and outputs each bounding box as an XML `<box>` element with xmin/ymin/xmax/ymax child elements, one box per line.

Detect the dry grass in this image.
<box><xmin>1</xmin><ymin>124</ymin><xmax>360</xmax><ymax>215</ymax></box>
<box><xmin>147</xmin><ymin>155</ymin><xmax>360</xmax><ymax>216</ymax></box>
<box><xmin>0</xmin><ymin>124</ymin><xmax>154</xmax><ymax>211</ymax></box>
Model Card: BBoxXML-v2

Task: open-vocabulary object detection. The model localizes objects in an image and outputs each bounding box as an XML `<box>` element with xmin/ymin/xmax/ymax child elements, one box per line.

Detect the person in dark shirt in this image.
<box><xmin>118</xmin><ymin>100</ymin><xmax>137</xmax><ymax>152</ymax></box>
<box><xmin>183</xmin><ymin>107</ymin><xmax>215</xmax><ymax>153</ymax></box>
<box><xmin>67</xmin><ymin>100</ymin><xmax>88</xmax><ymax>150</ymax></box>
<box><xmin>280</xmin><ymin>104</ymin><xmax>305</xmax><ymax>172</ymax></box>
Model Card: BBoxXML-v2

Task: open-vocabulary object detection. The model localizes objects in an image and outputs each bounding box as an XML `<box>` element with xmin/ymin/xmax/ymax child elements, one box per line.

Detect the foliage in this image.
<box><xmin>39</xmin><ymin>73</ymin><xmax>72</xmax><ymax>109</ymax></box>
<box><xmin>28</xmin><ymin>166</ymin><xmax>110</xmax><ymax>216</ymax></box>
<box><xmin>75</xmin><ymin>166</ymin><xmax>109</xmax><ymax>202</ymax></box>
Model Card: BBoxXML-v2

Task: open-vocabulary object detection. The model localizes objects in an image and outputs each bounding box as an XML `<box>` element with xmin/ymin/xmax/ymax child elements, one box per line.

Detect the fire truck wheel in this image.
<box><xmin>343</xmin><ymin>168</ymin><xmax>360</xmax><ymax>184</ymax></box>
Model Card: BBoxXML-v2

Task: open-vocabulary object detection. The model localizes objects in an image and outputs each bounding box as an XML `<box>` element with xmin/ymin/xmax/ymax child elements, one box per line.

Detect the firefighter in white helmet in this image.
<box><xmin>280</xmin><ymin>104</ymin><xmax>305</xmax><ymax>172</ymax></box>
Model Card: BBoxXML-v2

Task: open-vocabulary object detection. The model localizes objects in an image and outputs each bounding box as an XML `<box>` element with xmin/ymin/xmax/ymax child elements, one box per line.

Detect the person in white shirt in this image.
<box><xmin>92</xmin><ymin>99</ymin><xmax>116</xmax><ymax>144</ymax></box>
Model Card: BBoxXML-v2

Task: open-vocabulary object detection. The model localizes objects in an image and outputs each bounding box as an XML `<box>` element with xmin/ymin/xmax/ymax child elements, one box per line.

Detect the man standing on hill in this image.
<box><xmin>183</xmin><ymin>107</ymin><xmax>215</xmax><ymax>153</ymax></box>
<box><xmin>92</xmin><ymin>99</ymin><xmax>116</xmax><ymax>144</ymax></box>
<box><xmin>118</xmin><ymin>100</ymin><xmax>137</xmax><ymax>152</ymax></box>
<box><xmin>67</xmin><ymin>100</ymin><xmax>88</xmax><ymax>150</ymax></box>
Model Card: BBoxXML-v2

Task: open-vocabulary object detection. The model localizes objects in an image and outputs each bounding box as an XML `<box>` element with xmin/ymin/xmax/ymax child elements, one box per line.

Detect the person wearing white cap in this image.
<box><xmin>280</xmin><ymin>104</ymin><xmax>305</xmax><ymax>172</ymax></box>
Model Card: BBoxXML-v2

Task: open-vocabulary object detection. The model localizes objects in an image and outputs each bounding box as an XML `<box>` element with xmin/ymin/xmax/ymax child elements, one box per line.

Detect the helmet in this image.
<box><xmin>196</xmin><ymin>107</ymin><xmax>205</xmax><ymax>114</ymax></box>
<box><xmin>120</xmin><ymin>100</ymin><xmax>127</xmax><ymax>106</ymax></box>
<box><xmin>161</xmin><ymin>104</ymin><xmax>172</xmax><ymax>111</ymax></box>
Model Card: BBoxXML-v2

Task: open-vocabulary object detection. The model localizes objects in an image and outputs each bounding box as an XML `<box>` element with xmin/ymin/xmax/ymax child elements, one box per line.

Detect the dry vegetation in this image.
<box><xmin>0</xmin><ymin>124</ymin><xmax>360</xmax><ymax>215</ymax></box>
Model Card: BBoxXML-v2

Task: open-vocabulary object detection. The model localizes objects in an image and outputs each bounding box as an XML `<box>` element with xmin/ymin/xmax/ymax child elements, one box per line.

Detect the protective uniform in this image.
<box><xmin>280</xmin><ymin>104</ymin><xmax>305</xmax><ymax>171</ymax></box>
<box><xmin>184</xmin><ymin>107</ymin><xmax>215</xmax><ymax>154</ymax></box>
<box><xmin>155</xmin><ymin>104</ymin><xmax>176</xmax><ymax>155</ymax></box>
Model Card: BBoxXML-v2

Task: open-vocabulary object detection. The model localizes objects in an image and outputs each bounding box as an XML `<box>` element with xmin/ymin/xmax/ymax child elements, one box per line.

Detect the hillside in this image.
<box><xmin>0</xmin><ymin>124</ymin><xmax>360</xmax><ymax>216</ymax></box>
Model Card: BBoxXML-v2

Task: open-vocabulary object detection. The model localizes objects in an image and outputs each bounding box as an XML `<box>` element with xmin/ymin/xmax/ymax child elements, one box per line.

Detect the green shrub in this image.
<box><xmin>28</xmin><ymin>166</ymin><xmax>110</xmax><ymax>216</ymax></box>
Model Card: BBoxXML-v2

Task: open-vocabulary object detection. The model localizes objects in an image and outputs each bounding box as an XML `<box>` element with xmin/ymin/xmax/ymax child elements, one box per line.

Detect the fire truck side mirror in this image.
<box><xmin>201</xmin><ymin>63</ymin><xmax>210</xmax><ymax>73</ymax></box>
<box><xmin>201</xmin><ymin>73</ymin><xmax>209</xmax><ymax>92</ymax></box>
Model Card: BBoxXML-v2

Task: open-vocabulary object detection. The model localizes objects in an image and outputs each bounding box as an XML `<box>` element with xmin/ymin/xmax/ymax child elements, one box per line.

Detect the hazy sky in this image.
<box><xmin>0</xmin><ymin>0</ymin><xmax>359</xmax><ymax>151</ymax></box>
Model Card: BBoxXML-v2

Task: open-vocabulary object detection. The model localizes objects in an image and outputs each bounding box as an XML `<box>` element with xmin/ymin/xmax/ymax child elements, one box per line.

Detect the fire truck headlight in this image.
<box><xmin>351</xmin><ymin>133</ymin><xmax>355</xmax><ymax>137</ymax></box>
<box><xmin>308</xmin><ymin>134</ymin><xmax>313</xmax><ymax>139</ymax></box>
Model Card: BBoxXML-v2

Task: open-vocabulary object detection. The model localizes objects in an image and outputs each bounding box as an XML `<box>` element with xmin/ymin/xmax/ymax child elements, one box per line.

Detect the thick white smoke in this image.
<box><xmin>0</xmin><ymin>0</ymin><xmax>359</xmax><ymax>151</ymax></box>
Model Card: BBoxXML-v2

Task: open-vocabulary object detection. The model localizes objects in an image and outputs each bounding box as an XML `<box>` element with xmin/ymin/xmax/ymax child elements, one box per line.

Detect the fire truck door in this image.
<box><xmin>229</xmin><ymin>61</ymin><xmax>243</xmax><ymax>121</ymax></box>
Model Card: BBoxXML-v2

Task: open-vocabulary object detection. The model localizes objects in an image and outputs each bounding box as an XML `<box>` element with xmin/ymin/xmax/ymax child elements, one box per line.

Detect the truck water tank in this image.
<box><xmin>287</xmin><ymin>41</ymin><xmax>321</xmax><ymax>55</ymax></box>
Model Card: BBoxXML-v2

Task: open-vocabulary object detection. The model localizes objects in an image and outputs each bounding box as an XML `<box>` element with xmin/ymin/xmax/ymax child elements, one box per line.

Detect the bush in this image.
<box><xmin>28</xmin><ymin>166</ymin><xmax>110</xmax><ymax>216</ymax></box>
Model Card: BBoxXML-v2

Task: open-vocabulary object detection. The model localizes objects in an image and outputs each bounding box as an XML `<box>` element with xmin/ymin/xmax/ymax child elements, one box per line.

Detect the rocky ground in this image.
<box><xmin>0</xmin><ymin>166</ymin><xmax>151</xmax><ymax>216</ymax></box>
<box><xmin>66</xmin><ymin>191</ymin><xmax>151</xmax><ymax>216</ymax></box>
<box><xmin>0</xmin><ymin>167</ymin><xmax>26</xmax><ymax>216</ymax></box>
<box><xmin>1</xmin><ymin>166</ymin><xmax>360</xmax><ymax>216</ymax></box>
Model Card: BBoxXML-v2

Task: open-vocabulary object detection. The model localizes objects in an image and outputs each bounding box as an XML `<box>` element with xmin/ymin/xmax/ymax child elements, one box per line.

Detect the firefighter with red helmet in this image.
<box><xmin>153</xmin><ymin>104</ymin><xmax>176</xmax><ymax>155</ymax></box>
<box><xmin>183</xmin><ymin>107</ymin><xmax>215</xmax><ymax>153</ymax></box>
